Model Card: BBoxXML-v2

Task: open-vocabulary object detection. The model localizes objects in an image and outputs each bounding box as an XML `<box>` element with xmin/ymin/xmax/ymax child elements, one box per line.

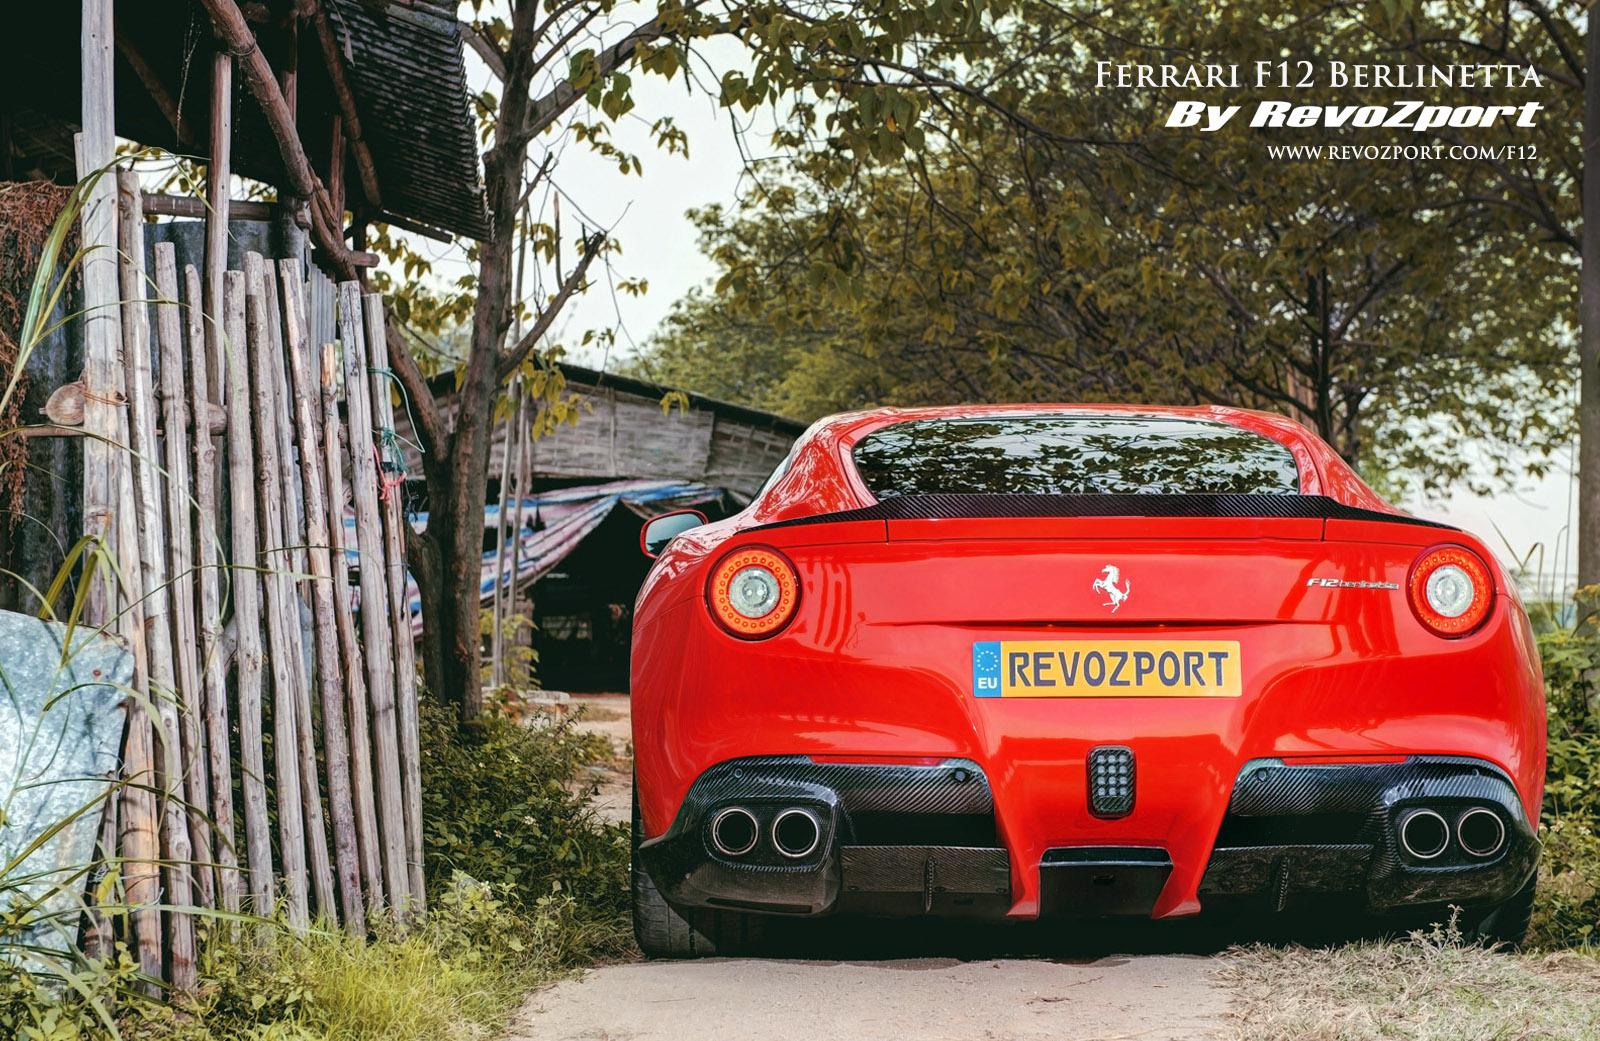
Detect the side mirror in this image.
<box><xmin>640</xmin><ymin>509</ymin><xmax>708</xmax><ymax>558</ymax></box>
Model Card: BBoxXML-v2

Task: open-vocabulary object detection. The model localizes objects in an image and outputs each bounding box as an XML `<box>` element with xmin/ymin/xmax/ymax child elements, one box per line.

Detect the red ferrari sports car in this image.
<box><xmin>629</xmin><ymin>404</ymin><xmax>1545</xmax><ymax>957</ymax></box>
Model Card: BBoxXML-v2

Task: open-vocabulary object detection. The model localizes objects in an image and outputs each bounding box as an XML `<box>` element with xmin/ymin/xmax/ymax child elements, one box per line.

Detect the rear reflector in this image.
<box><xmin>1088</xmin><ymin>746</ymin><xmax>1135</xmax><ymax>819</ymax></box>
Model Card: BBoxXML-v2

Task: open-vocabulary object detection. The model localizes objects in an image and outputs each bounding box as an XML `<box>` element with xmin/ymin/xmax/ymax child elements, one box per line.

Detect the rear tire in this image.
<box><xmin>631</xmin><ymin>781</ymin><xmax>768</xmax><ymax>958</ymax></box>
<box><xmin>1466</xmin><ymin>875</ymin><xmax>1536</xmax><ymax>948</ymax></box>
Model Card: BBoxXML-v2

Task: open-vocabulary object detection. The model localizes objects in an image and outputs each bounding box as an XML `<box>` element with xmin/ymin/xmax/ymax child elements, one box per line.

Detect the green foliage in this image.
<box><xmin>1533</xmin><ymin>588</ymin><xmax>1600</xmax><ymax>948</ymax></box>
<box><xmin>119</xmin><ymin>882</ymin><xmax>604</xmax><ymax>1041</ymax></box>
<box><xmin>418</xmin><ymin>699</ymin><xmax>629</xmax><ymax>922</ymax></box>
<box><xmin>0</xmin><ymin>948</ymin><xmax>144</xmax><ymax>1041</ymax></box>
<box><xmin>632</xmin><ymin>0</ymin><xmax>1578</xmax><ymax>497</ymax></box>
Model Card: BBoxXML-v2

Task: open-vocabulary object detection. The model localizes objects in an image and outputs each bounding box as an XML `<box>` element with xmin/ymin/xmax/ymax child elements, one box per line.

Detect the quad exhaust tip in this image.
<box><xmin>709</xmin><ymin>806</ymin><xmax>759</xmax><ymax>857</ymax></box>
<box><xmin>1398</xmin><ymin>808</ymin><xmax>1450</xmax><ymax>860</ymax></box>
<box><xmin>1456</xmin><ymin>807</ymin><xmax>1506</xmax><ymax>858</ymax></box>
<box><xmin>771</xmin><ymin>807</ymin><xmax>822</xmax><ymax>859</ymax></box>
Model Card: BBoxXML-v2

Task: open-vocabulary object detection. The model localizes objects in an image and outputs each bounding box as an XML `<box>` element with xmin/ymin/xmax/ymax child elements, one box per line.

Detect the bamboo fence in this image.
<box><xmin>84</xmin><ymin>174</ymin><xmax>423</xmax><ymax>990</ymax></box>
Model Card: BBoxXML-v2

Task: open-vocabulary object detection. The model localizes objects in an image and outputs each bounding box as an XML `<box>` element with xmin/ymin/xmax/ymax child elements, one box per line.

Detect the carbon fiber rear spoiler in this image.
<box><xmin>750</xmin><ymin>493</ymin><xmax>1454</xmax><ymax>531</ymax></box>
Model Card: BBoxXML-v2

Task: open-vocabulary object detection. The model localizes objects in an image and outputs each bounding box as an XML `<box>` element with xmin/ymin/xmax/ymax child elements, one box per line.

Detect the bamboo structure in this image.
<box><xmin>222</xmin><ymin>269</ymin><xmax>275</xmax><ymax>913</ymax></box>
<box><xmin>336</xmin><ymin>283</ymin><xmax>409</xmax><ymax>914</ymax></box>
<box><xmin>116</xmin><ymin>172</ymin><xmax>198</xmax><ymax>992</ymax></box>
<box><xmin>283</xmin><ymin>269</ymin><xmax>365</xmax><ymax>931</ymax></box>
<box><xmin>320</xmin><ymin>341</ymin><xmax>386</xmax><ymax>919</ymax></box>
<box><xmin>183</xmin><ymin>261</ymin><xmax>243</xmax><ymax>915</ymax></box>
<box><xmin>362</xmin><ymin>296</ymin><xmax>425</xmax><ymax>908</ymax></box>
<box><xmin>153</xmin><ymin>243</ymin><xmax>214</xmax><ymax>911</ymax></box>
<box><xmin>59</xmin><ymin>0</ymin><xmax>459</xmax><ymax>991</ymax></box>
<box><xmin>71</xmin><ymin>210</ymin><xmax>427</xmax><ymax>970</ymax></box>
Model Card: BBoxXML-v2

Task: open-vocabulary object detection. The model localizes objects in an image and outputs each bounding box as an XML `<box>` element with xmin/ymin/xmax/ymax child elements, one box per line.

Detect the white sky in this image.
<box><xmin>402</xmin><ymin>18</ymin><xmax>1582</xmax><ymax>587</ymax></box>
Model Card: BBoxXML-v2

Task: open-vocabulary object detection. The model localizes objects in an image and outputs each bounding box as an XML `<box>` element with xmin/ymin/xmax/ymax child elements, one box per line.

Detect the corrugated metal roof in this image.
<box><xmin>324</xmin><ymin>0</ymin><xmax>490</xmax><ymax>240</ymax></box>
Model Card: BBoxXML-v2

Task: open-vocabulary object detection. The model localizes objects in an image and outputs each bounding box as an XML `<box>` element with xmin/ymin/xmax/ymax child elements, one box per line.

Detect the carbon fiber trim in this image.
<box><xmin>638</xmin><ymin>757</ymin><xmax>1003</xmax><ymax>917</ymax></box>
<box><xmin>749</xmin><ymin>493</ymin><xmax>1451</xmax><ymax>530</ymax></box>
<box><xmin>654</xmin><ymin>757</ymin><xmax>995</xmax><ymax>839</ymax></box>
<box><xmin>1202</xmin><ymin>757</ymin><xmax>1539</xmax><ymax>911</ymax></box>
<box><xmin>839</xmin><ymin>846</ymin><xmax>1010</xmax><ymax>895</ymax></box>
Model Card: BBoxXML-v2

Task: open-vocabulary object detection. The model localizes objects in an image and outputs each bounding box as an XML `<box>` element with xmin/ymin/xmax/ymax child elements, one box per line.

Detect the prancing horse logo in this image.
<box><xmin>1092</xmin><ymin>564</ymin><xmax>1131</xmax><ymax>612</ymax></box>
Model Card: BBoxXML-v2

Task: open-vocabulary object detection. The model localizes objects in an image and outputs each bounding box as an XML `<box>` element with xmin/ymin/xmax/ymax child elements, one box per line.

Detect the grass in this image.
<box><xmin>113</xmin><ymin>882</ymin><xmax>624</xmax><ymax>1041</ymax></box>
<box><xmin>1222</xmin><ymin>923</ymin><xmax>1600</xmax><ymax>1041</ymax></box>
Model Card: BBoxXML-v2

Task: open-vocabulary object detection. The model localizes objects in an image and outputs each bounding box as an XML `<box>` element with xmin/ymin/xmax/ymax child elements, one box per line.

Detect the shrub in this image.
<box><xmin>1533</xmin><ymin>588</ymin><xmax>1600</xmax><ymax>949</ymax></box>
<box><xmin>418</xmin><ymin>698</ymin><xmax>630</xmax><ymax>931</ymax></box>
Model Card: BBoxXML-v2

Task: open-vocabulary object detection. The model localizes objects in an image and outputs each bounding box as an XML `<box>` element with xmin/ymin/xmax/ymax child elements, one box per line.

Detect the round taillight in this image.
<box><xmin>1407</xmin><ymin>545</ymin><xmax>1494</xmax><ymax>638</ymax></box>
<box><xmin>707</xmin><ymin>546</ymin><xmax>800</xmax><ymax>639</ymax></box>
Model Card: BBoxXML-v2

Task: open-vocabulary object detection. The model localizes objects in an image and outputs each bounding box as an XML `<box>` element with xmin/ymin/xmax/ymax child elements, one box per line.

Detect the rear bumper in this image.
<box><xmin>638</xmin><ymin>755</ymin><xmax>1538</xmax><ymax>920</ymax></box>
<box><xmin>1199</xmin><ymin>755</ymin><xmax>1538</xmax><ymax>912</ymax></box>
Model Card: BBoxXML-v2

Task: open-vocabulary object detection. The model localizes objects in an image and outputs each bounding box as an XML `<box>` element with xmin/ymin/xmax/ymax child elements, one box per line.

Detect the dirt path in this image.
<box><xmin>521</xmin><ymin>695</ymin><xmax>1234</xmax><ymax>1041</ymax></box>
<box><xmin>510</xmin><ymin>954</ymin><xmax>1229</xmax><ymax>1040</ymax></box>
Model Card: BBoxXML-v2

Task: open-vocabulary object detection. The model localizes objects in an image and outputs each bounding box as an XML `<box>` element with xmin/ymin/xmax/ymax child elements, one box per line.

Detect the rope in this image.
<box><xmin>368</xmin><ymin>365</ymin><xmax>422</xmax><ymax>515</ymax></box>
<box><xmin>368</xmin><ymin>366</ymin><xmax>425</xmax><ymax>457</ymax></box>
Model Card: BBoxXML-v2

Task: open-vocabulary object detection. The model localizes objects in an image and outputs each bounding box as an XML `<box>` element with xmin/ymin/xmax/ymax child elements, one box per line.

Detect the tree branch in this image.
<box><xmin>498</xmin><ymin>233</ymin><xmax>604</xmax><ymax>379</ymax></box>
<box><xmin>462</xmin><ymin>20</ymin><xmax>508</xmax><ymax>81</ymax></box>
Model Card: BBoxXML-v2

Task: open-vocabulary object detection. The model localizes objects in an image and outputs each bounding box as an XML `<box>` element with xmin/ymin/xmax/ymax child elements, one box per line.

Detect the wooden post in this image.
<box><xmin>205</xmin><ymin>52</ymin><xmax>232</xmax><ymax>380</ymax></box>
<box><xmin>244</xmin><ymin>253</ymin><xmax>310</xmax><ymax>930</ymax></box>
<box><xmin>76</xmin><ymin>0</ymin><xmax>120</xmax><ymax>633</ymax></box>
<box><xmin>320</xmin><ymin>343</ymin><xmax>385</xmax><ymax>917</ymax></box>
<box><xmin>489</xmin><ymin>398</ymin><xmax>512</xmax><ymax>687</ymax></box>
<box><xmin>336</xmin><ymin>283</ymin><xmax>408</xmax><ymax>914</ymax></box>
<box><xmin>263</xmin><ymin>261</ymin><xmax>336</xmax><ymax>922</ymax></box>
<box><xmin>222</xmin><ymin>270</ymin><xmax>274</xmax><ymax>913</ymax></box>
<box><xmin>362</xmin><ymin>296</ymin><xmax>425</xmax><ymax>908</ymax></box>
<box><xmin>75</xmin><ymin>0</ymin><xmax>138</xmax><ymax>969</ymax></box>
<box><xmin>283</xmin><ymin>266</ymin><xmax>365</xmax><ymax>930</ymax></box>
<box><xmin>116</xmin><ymin>174</ymin><xmax>197</xmax><ymax>992</ymax></box>
<box><xmin>153</xmin><ymin>243</ymin><xmax>214</xmax><ymax>910</ymax></box>
<box><xmin>506</xmin><ymin>384</ymin><xmax>530</xmax><ymax>677</ymax></box>
<box><xmin>184</xmin><ymin>262</ymin><xmax>242</xmax><ymax>913</ymax></box>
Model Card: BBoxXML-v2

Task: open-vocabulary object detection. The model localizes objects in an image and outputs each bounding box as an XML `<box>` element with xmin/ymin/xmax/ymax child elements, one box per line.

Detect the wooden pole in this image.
<box><xmin>74</xmin><ymin>0</ymin><xmax>136</xmax><ymax>965</ymax></box>
<box><xmin>506</xmin><ymin>385</ymin><xmax>530</xmax><ymax>679</ymax></box>
<box><xmin>244</xmin><ymin>253</ymin><xmax>310</xmax><ymax>930</ymax></box>
<box><xmin>116</xmin><ymin>174</ymin><xmax>197</xmax><ymax>992</ymax></box>
<box><xmin>184</xmin><ymin>262</ymin><xmax>242</xmax><ymax>913</ymax></box>
<box><xmin>153</xmin><ymin>243</ymin><xmax>214</xmax><ymax>910</ymax></box>
<box><xmin>75</xmin><ymin>1</ymin><xmax>120</xmax><ymax>633</ymax></box>
<box><xmin>195</xmin><ymin>0</ymin><xmax>355</xmax><ymax>276</ymax></box>
<box><xmin>263</xmin><ymin>261</ymin><xmax>336</xmax><ymax>922</ymax></box>
<box><xmin>489</xmin><ymin>400</ymin><xmax>511</xmax><ymax>687</ymax></box>
<box><xmin>222</xmin><ymin>269</ymin><xmax>274</xmax><ymax>913</ymax></box>
<box><xmin>205</xmin><ymin>53</ymin><xmax>232</xmax><ymax>380</ymax></box>
<box><xmin>283</xmin><ymin>268</ymin><xmax>365</xmax><ymax>930</ymax></box>
<box><xmin>336</xmin><ymin>284</ymin><xmax>408</xmax><ymax>914</ymax></box>
<box><xmin>320</xmin><ymin>343</ymin><xmax>385</xmax><ymax>917</ymax></box>
<box><xmin>362</xmin><ymin>296</ymin><xmax>425</xmax><ymax>908</ymax></box>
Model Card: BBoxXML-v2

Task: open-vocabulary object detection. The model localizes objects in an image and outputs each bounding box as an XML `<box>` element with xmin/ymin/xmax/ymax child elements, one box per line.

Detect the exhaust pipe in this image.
<box><xmin>1398</xmin><ymin>808</ymin><xmax>1449</xmax><ymax>860</ymax></box>
<box><xmin>1456</xmin><ymin>807</ymin><xmax>1506</xmax><ymax>858</ymax></box>
<box><xmin>708</xmin><ymin>806</ymin><xmax>759</xmax><ymax>857</ymax></box>
<box><xmin>770</xmin><ymin>807</ymin><xmax>822</xmax><ymax>859</ymax></box>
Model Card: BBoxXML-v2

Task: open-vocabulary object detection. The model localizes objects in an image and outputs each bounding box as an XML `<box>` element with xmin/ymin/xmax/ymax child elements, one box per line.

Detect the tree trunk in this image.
<box><xmin>1581</xmin><ymin>14</ymin><xmax>1600</xmax><ymax>590</ymax></box>
<box><xmin>405</xmin><ymin>524</ymin><xmax>446</xmax><ymax>699</ymax></box>
<box><xmin>428</xmin><ymin>1</ymin><xmax>542</xmax><ymax>719</ymax></box>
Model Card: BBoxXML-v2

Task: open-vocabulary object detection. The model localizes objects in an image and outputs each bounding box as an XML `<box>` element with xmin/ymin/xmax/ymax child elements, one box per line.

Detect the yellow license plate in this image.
<box><xmin>972</xmin><ymin>640</ymin><xmax>1242</xmax><ymax>698</ymax></box>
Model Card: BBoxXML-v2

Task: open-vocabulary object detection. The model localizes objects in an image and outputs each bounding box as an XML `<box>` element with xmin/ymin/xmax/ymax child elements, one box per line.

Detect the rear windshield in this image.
<box><xmin>851</xmin><ymin>416</ymin><xmax>1300</xmax><ymax>497</ymax></box>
